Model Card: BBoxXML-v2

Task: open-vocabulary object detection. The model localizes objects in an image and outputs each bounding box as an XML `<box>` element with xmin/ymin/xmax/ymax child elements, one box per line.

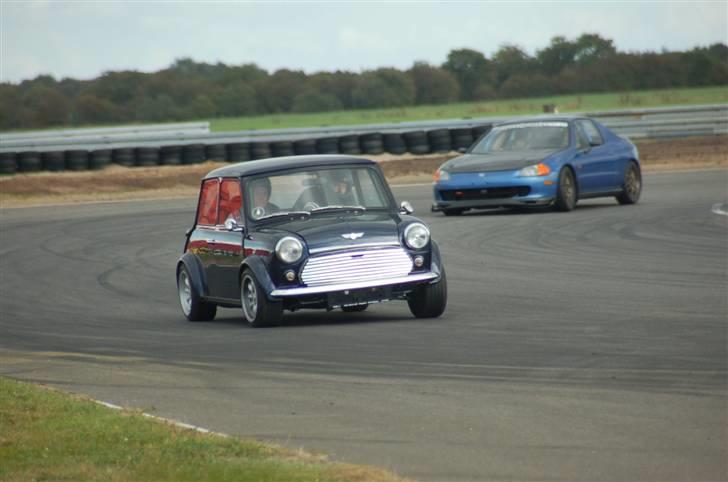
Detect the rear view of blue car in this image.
<box><xmin>432</xmin><ymin>117</ymin><xmax>642</xmax><ymax>215</ymax></box>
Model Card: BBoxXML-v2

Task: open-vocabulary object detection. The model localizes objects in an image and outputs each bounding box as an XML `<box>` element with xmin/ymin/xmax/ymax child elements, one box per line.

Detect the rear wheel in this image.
<box><xmin>616</xmin><ymin>161</ymin><xmax>642</xmax><ymax>205</ymax></box>
<box><xmin>553</xmin><ymin>167</ymin><xmax>577</xmax><ymax>212</ymax></box>
<box><xmin>240</xmin><ymin>269</ymin><xmax>282</xmax><ymax>327</ymax></box>
<box><xmin>443</xmin><ymin>208</ymin><xmax>464</xmax><ymax>216</ymax></box>
<box><xmin>407</xmin><ymin>267</ymin><xmax>448</xmax><ymax>318</ymax></box>
<box><xmin>177</xmin><ymin>265</ymin><xmax>217</xmax><ymax>322</ymax></box>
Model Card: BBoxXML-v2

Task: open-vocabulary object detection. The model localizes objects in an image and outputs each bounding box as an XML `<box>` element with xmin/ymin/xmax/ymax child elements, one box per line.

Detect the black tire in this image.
<box><xmin>316</xmin><ymin>137</ymin><xmax>340</xmax><ymax>154</ymax></box>
<box><xmin>616</xmin><ymin>161</ymin><xmax>642</xmax><ymax>205</ymax></box>
<box><xmin>42</xmin><ymin>151</ymin><xmax>66</xmax><ymax>172</ymax></box>
<box><xmin>294</xmin><ymin>139</ymin><xmax>317</xmax><ymax>155</ymax></box>
<box><xmin>342</xmin><ymin>304</ymin><xmax>368</xmax><ymax>313</ymax></box>
<box><xmin>177</xmin><ymin>265</ymin><xmax>216</xmax><ymax>322</ymax></box>
<box><xmin>407</xmin><ymin>267</ymin><xmax>448</xmax><ymax>318</ymax></box>
<box><xmin>240</xmin><ymin>269</ymin><xmax>282</xmax><ymax>327</ymax></box>
<box><xmin>113</xmin><ymin>148</ymin><xmax>135</xmax><ymax>167</ymax></box>
<box><xmin>89</xmin><ymin>150</ymin><xmax>111</xmax><ymax>170</ymax></box>
<box><xmin>472</xmin><ymin>124</ymin><xmax>493</xmax><ymax>141</ymax></box>
<box><xmin>360</xmin><ymin>133</ymin><xmax>384</xmax><ymax>155</ymax></box>
<box><xmin>443</xmin><ymin>208</ymin><xmax>465</xmax><ymax>216</ymax></box>
<box><xmin>451</xmin><ymin>128</ymin><xmax>474</xmax><ymax>150</ymax></box>
<box><xmin>18</xmin><ymin>152</ymin><xmax>42</xmax><ymax>172</ymax></box>
<box><xmin>0</xmin><ymin>152</ymin><xmax>17</xmax><ymax>174</ymax></box>
<box><xmin>251</xmin><ymin>142</ymin><xmax>272</xmax><ymax>160</ymax></box>
<box><xmin>428</xmin><ymin>129</ymin><xmax>452</xmax><ymax>153</ymax></box>
<box><xmin>339</xmin><ymin>135</ymin><xmax>361</xmax><ymax>155</ymax></box>
<box><xmin>205</xmin><ymin>144</ymin><xmax>227</xmax><ymax>161</ymax></box>
<box><xmin>553</xmin><ymin>167</ymin><xmax>577</xmax><ymax>212</ymax></box>
<box><xmin>403</xmin><ymin>131</ymin><xmax>430</xmax><ymax>155</ymax></box>
<box><xmin>160</xmin><ymin>146</ymin><xmax>183</xmax><ymax>165</ymax></box>
<box><xmin>383</xmin><ymin>133</ymin><xmax>407</xmax><ymax>155</ymax></box>
<box><xmin>135</xmin><ymin>147</ymin><xmax>159</xmax><ymax>167</ymax></box>
<box><xmin>271</xmin><ymin>141</ymin><xmax>294</xmax><ymax>157</ymax></box>
<box><xmin>227</xmin><ymin>143</ymin><xmax>251</xmax><ymax>162</ymax></box>
<box><xmin>182</xmin><ymin>144</ymin><xmax>206</xmax><ymax>164</ymax></box>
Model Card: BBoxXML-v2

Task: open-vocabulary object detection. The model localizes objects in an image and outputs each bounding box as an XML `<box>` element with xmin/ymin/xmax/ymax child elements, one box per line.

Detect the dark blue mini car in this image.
<box><xmin>432</xmin><ymin>116</ymin><xmax>642</xmax><ymax>215</ymax></box>
<box><xmin>177</xmin><ymin>155</ymin><xmax>447</xmax><ymax>327</ymax></box>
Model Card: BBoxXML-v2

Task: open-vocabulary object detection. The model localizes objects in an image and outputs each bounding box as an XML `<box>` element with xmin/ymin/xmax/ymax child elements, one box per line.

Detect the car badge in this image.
<box><xmin>341</xmin><ymin>232</ymin><xmax>364</xmax><ymax>240</ymax></box>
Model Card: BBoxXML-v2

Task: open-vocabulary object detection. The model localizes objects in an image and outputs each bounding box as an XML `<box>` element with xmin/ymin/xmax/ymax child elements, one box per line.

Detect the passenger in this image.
<box><xmin>332</xmin><ymin>171</ymin><xmax>357</xmax><ymax>205</ymax></box>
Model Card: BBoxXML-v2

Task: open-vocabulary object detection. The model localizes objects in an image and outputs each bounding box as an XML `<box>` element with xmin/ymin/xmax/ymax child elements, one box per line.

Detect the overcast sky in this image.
<box><xmin>1</xmin><ymin>1</ymin><xmax>727</xmax><ymax>84</ymax></box>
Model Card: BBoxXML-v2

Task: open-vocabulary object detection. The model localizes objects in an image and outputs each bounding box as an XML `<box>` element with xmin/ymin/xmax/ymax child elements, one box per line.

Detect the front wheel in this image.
<box><xmin>407</xmin><ymin>267</ymin><xmax>448</xmax><ymax>318</ymax></box>
<box><xmin>240</xmin><ymin>269</ymin><xmax>282</xmax><ymax>328</ymax></box>
<box><xmin>177</xmin><ymin>265</ymin><xmax>217</xmax><ymax>322</ymax></box>
<box><xmin>616</xmin><ymin>161</ymin><xmax>642</xmax><ymax>205</ymax></box>
<box><xmin>553</xmin><ymin>167</ymin><xmax>577</xmax><ymax>212</ymax></box>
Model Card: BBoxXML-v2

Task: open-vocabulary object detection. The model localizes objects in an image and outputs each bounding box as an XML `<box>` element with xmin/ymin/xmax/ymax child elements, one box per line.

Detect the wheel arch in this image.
<box><xmin>177</xmin><ymin>253</ymin><xmax>208</xmax><ymax>299</ymax></box>
<box><xmin>238</xmin><ymin>256</ymin><xmax>277</xmax><ymax>300</ymax></box>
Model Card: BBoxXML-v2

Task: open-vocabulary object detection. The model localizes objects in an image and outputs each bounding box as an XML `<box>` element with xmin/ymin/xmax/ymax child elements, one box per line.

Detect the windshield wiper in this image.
<box><xmin>256</xmin><ymin>211</ymin><xmax>311</xmax><ymax>222</ymax></box>
<box><xmin>310</xmin><ymin>205</ymin><xmax>367</xmax><ymax>214</ymax></box>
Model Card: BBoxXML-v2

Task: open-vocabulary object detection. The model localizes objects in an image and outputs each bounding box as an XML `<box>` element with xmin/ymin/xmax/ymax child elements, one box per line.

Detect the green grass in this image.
<box><xmin>0</xmin><ymin>377</ymin><xmax>403</xmax><ymax>482</ymax></box>
<box><xmin>209</xmin><ymin>85</ymin><xmax>728</xmax><ymax>132</ymax></box>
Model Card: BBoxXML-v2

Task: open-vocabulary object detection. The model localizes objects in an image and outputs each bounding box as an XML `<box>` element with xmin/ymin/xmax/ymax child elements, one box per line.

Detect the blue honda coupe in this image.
<box><xmin>432</xmin><ymin>117</ymin><xmax>642</xmax><ymax>215</ymax></box>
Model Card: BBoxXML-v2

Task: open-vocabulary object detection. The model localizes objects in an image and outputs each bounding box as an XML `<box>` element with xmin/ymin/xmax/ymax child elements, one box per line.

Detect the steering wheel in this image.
<box><xmin>302</xmin><ymin>201</ymin><xmax>320</xmax><ymax>211</ymax></box>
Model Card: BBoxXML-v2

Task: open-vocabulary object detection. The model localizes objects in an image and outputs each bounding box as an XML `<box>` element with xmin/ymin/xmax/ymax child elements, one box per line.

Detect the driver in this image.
<box><xmin>332</xmin><ymin>171</ymin><xmax>357</xmax><ymax>205</ymax></box>
<box><xmin>250</xmin><ymin>177</ymin><xmax>279</xmax><ymax>217</ymax></box>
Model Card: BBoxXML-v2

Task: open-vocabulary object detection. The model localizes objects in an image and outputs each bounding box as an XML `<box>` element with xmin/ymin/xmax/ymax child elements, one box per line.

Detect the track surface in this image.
<box><xmin>1</xmin><ymin>170</ymin><xmax>726</xmax><ymax>481</ymax></box>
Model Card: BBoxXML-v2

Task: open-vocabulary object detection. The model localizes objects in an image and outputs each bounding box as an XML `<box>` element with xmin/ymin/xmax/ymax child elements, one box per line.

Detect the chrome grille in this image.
<box><xmin>301</xmin><ymin>247</ymin><xmax>413</xmax><ymax>287</ymax></box>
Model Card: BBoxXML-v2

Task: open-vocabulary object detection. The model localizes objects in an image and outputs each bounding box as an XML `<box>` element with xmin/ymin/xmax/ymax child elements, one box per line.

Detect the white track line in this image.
<box><xmin>711</xmin><ymin>203</ymin><xmax>728</xmax><ymax>216</ymax></box>
<box><xmin>94</xmin><ymin>399</ymin><xmax>228</xmax><ymax>437</ymax></box>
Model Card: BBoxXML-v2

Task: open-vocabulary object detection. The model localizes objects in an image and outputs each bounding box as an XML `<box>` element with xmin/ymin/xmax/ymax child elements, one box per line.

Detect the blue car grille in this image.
<box><xmin>440</xmin><ymin>186</ymin><xmax>531</xmax><ymax>201</ymax></box>
<box><xmin>301</xmin><ymin>247</ymin><xmax>413</xmax><ymax>287</ymax></box>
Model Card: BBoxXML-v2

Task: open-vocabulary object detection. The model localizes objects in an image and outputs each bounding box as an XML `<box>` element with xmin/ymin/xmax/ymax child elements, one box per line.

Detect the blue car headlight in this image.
<box><xmin>517</xmin><ymin>163</ymin><xmax>551</xmax><ymax>177</ymax></box>
<box><xmin>434</xmin><ymin>168</ymin><xmax>450</xmax><ymax>183</ymax></box>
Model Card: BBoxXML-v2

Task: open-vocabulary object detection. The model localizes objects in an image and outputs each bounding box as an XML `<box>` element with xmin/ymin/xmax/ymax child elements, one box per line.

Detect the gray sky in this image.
<box><xmin>1</xmin><ymin>1</ymin><xmax>727</xmax><ymax>84</ymax></box>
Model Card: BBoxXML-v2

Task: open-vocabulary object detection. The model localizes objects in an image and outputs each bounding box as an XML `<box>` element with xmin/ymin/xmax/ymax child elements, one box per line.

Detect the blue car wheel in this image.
<box><xmin>554</xmin><ymin>167</ymin><xmax>577</xmax><ymax>212</ymax></box>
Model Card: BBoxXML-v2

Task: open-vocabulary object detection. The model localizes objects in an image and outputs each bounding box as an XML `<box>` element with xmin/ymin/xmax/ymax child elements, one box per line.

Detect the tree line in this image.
<box><xmin>1</xmin><ymin>33</ymin><xmax>726</xmax><ymax>130</ymax></box>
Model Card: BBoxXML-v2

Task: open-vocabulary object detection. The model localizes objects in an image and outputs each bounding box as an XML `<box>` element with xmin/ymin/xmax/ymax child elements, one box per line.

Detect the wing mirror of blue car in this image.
<box><xmin>399</xmin><ymin>201</ymin><xmax>414</xmax><ymax>215</ymax></box>
<box><xmin>224</xmin><ymin>217</ymin><xmax>245</xmax><ymax>233</ymax></box>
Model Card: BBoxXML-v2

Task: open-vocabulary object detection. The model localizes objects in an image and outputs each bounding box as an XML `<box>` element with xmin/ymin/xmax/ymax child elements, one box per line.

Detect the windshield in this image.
<box><xmin>245</xmin><ymin>166</ymin><xmax>390</xmax><ymax>221</ymax></box>
<box><xmin>470</xmin><ymin>122</ymin><xmax>570</xmax><ymax>154</ymax></box>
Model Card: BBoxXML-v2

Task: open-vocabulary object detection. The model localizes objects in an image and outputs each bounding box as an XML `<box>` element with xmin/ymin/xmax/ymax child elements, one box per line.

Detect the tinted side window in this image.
<box><xmin>197</xmin><ymin>179</ymin><xmax>219</xmax><ymax>226</ymax></box>
<box><xmin>218</xmin><ymin>178</ymin><xmax>242</xmax><ymax>224</ymax></box>
<box><xmin>575</xmin><ymin>124</ymin><xmax>590</xmax><ymax>149</ymax></box>
<box><xmin>577</xmin><ymin>120</ymin><xmax>604</xmax><ymax>145</ymax></box>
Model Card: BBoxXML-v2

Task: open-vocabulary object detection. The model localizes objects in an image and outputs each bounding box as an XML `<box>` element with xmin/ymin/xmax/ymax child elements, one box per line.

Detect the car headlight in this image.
<box><xmin>404</xmin><ymin>223</ymin><xmax>430</xmax><ymax>249</ymax></box>
<box><xmin>517</xmin><ymin>163</ymin><xmax>551</xmax><ymax>177</ymax></box>
<box><xmin>275</xmin><ymin>236</ymin><xmax>303</xmax><ymax>263</ymax></box>
<box><xmin>434</xmin><ymin>168</ymin><xmax>450</xmax><ymax>183</ymax></box>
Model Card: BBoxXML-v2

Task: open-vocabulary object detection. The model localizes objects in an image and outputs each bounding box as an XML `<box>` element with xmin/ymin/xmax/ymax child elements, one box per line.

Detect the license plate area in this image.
<box><xmin>328</xmin><ymin>286</ymin><xmax>391</xmax><ymax>308</ymax></box>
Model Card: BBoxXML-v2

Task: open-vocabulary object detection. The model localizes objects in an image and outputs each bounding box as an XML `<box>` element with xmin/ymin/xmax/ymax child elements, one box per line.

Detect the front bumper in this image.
<box><xmin>270</xmin><ymin>271</ymin><xmax>438</xmax><ymax>297</ymax></box>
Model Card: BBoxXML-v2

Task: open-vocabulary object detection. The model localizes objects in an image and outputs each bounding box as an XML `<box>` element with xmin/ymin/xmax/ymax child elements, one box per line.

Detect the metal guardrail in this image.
<box><xmin>0</xmin><ymin>104</ymin><xmax>725</xmax><ymax>174</ymax></box>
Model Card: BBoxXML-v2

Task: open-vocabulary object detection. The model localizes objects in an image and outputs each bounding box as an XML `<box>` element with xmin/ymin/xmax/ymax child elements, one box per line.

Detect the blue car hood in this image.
<box><xmin>265</xmin><ymin>212</ymin><xmax>400</xmax><ymax>253</ymax></box>
<box><xmin>444</xmin><ymin>149</ymin><xmax>560</xmax><ymax>173</ymax></box>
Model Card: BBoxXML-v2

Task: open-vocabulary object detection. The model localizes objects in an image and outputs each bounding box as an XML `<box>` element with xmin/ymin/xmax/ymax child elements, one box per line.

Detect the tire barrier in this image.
<box><xmin>0</xmin><ymin>122</ymin><xmax>502</xmax><ymax>174</ymax></box>
<box><xmin>403</xmin><ymin>131</ymin><xmax>430</xmax><ymax>155</ymax></box>
<box><xmin>226</xmin><ymin>143</ymin><xmax>250</xmax><ymax>163</ymax></box>
<box><xmin>90</xmin><ymin>149</ymin><xmax>112</xmax><ymax>170</ymax></box>
<box><xmin>360</xmin><ymin>132</ymin><xmax>384</xmax><ymax>155</ymax></box>
<box><xmin>315</xmin><ymin>137</ymin><xmax>340</xmax><ymax>154</ymax></box>
<box><xmin>427</xmin><ymin>129</ymin><xmax>452</xmax><ymax>153</ymax></box>
<box><xmin>293</xmin><ymin>138</ymin><xmax>317</xmax><ymax>155</ymax></box>
<box><xmin>205</xmin><ymin>144</ymin><xmax>227</xmax><ymax>161</ymax></box>
<box><xmin>339</xmin><ymin>135</ymin><xmax>361</xmax><ymax>155</ymax></box>
<box><xmin>450</xmin><ymin>128</ymin><xmax>474</xmax><ymax>151</ymax></box>
<box><xmin>18</xmin><ymin>151</ymin><xmax>42</xmax><ymax>172</ymax></box>
<box><xmin>251</xmin><ymin>142</ymin><xmax>272</xmax><ymax>160</ymax></box>
<box><xmin>383</xmin><ymin>133</ymin><xmax>407</xmax><ymax>155</ymax></box>
<box><xmin>182</xmin><ymin>144</ymin><xmax>205</xmax><ymax>165</ymax></box>
<box><xmin>42</xmin><ymin>151</ymin><xmax>66</xmax><ymax>172</ymax></box>
<box><xmin>271</xmin><ymin>140</ymin><xmax>295</xmax><ymax>158</ymax></box>
<box><xmin>113</xmin><ymin>148</ymin><xmax>135</xmax><ymax>167</ymax></box>
<box><xmin>160</xmin><ymin>145</ymin><xmax>183</xmax><ymax>165</ymax></box>
<box><xmin>136</xmin><ymin>147</ymin><xmax>160</xmax><ymax>167</ymax></box>
<box><xmin>0</xmin><ymin>152</ymin><xmax>17</xmax><ymax>174</ymax></box>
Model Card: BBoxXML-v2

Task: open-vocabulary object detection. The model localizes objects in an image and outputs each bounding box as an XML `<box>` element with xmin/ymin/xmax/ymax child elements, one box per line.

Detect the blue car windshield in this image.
<box><xmin>245</xmin><ymin>167</ymin><xmax>390</xmax><ymax>221</ymax></box>
<box><xmin>471</xmin><ymin>122</ymin><xmax>569</xmax><ymax>153</ymax></box>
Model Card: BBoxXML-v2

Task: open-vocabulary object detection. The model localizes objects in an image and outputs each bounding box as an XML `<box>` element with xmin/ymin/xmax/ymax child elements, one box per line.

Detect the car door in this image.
<box><xmin>207</xmin><ymin>178</ymin><xmax>244</xmax><ymax>301</ymax></box>
<box><xmin>572</xmin><ymin>119</ymin><xmax>619</xmax><ymax>193</ymax></box>
<box><xmin>188</xmin><ymin>178</ymin><xmax>220</xmax><ymax>297</ymax></box>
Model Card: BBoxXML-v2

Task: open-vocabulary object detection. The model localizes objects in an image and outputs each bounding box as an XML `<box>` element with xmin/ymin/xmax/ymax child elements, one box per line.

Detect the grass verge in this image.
<box><xmin>0</xmin><ymin>377</ymin><xmax>406</xmax><ymax>482</ymax></box>
<box><xmin>210</xmin><ymin>86</ymin><xmax>728</xmax><ymax>131</ymax></box>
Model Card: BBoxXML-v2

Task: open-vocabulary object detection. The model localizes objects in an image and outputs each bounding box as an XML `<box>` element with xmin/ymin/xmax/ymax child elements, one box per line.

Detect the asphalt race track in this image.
<box><xmin>1</xmin><ymin>169</ymin><xmax>726</xmax><ymax>481</ymax></box>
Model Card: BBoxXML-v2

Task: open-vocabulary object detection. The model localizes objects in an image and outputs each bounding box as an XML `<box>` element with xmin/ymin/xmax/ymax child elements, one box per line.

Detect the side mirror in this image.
<box><xmin>224</xmin><ymin>218</ymin><xmax>244</xmax><ymax>233</ymax></box>
<box><xmin>457</xmin><ymin>147</ymin><xmax>467</xmax><ymax>153</ymax></box>
<box><xmin>399</xmin><ymin>201</ymin><xmax>414</xmax><ymax>215</ymax></box>
<box><xmin>588</xmin><ymin>135</ymin><xmax>603</xmax><ymax>147</ymax></box>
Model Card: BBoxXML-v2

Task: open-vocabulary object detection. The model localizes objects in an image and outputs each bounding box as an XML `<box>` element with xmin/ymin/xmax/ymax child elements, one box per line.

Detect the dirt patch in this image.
<box><xmin>1</xmin><ymin>136</ymin><xmax>725</xmax><ymax>208</ymax></box>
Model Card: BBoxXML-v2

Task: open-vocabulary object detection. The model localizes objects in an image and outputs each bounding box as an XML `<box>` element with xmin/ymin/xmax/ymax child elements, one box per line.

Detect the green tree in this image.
<box><xmin>492</xmin><ymin>44</ymin><xmax>534</xmax><ymax>87</ymax></box>
<box><xmin>408</xmin><ymin>62</ymin><xmax>460</xmax><ymax>105</ymax></box>
<box><xmin>442</xmin><ymin>48</ymin><xmax>494</xmax><ymax>101</ymax></box>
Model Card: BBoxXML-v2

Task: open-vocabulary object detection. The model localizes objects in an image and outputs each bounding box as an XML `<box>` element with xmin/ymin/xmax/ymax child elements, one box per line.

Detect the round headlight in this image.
<box><xmin>275</xmin><ymin>236</ymin><xmax>303</xmax><ymax>263</ymax></box>
<box><xmin>404</xmin><ymin>223</ymin><xmax>430</xmax><ymax>250</ymax></box>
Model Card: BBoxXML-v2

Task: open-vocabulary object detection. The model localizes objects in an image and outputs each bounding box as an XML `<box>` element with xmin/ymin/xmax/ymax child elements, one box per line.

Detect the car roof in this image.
<box><xmin>496</xmin><ymin>115</ymin><xmax>589</xmax><ymax>126</ymax></box>
<box><xmin>204</xmin><ymin>155</ymin><xmax>377</xmax><ymax>179</ymax></box>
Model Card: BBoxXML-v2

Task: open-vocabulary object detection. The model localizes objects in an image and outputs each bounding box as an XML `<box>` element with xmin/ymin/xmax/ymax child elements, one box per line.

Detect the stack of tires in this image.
<box><xmin>0</xmin><ymin>152</ymin><xmax>17</xmax><ymax>174</ymax></box>
<box><xmin>160</xmin><ymin>145</ymin><xmax>183</xmax><ymax>165</ymax></box>
<box><xmin>90</xmin><ymin>150</ymin><xmax>112</xmax><ymax>170</ymax></box>
<box><xmin>403</xmin><ymin>131</ymin><xmax>429</xmax><ymax>155</ymax></box>
<box><xmin>182</xmin><ymin>144</ymin><xmax>205</xmax><ymax>164</ymax></box>
<box><xmin>383</xmin><ymin>133</ymin><xmax>407</xmax><ymax>155</ymax></box>
<box><xmin>205</xmin><ymin>144</ymin><xmax>227</xmax><ymax>161</ymax></box>
<box><xmin>227</xmin><ymin>143</ymin><xmax>251</xmax><ymax>162</ymax></box>
<box><xmin>42</xmin><ymin>151</ymin><xmax>65</xmax><ymax>172</ymax></box>
<box><xmin>136</xmin><ymin>147</ymin><xmax>159</xmax><ymax>167</ymax></box>
<box><xmin>113</xmin><ymin>148</ymin><xmax>135</xmax><ymax>167</ymax></box>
